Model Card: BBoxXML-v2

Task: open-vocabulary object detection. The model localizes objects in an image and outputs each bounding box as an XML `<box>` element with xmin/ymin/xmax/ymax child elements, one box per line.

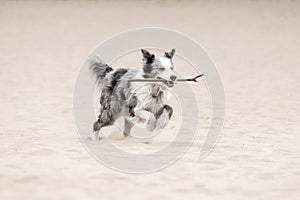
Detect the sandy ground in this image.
<box><xmin>0</xmin><ymin>0</ymin><xmax>300</xmax><ymax>199</ymax></box>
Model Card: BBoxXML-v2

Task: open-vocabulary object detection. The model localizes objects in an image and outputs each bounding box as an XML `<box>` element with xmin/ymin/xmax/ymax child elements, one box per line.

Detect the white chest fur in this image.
<box><xmin>131</xmin><ymin>83</ymin><xmax>171</xmax><ymax>113</ymax></box>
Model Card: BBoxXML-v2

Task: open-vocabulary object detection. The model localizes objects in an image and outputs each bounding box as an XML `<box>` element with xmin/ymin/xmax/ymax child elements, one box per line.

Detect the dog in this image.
<box><xmin>90</xmin><ymin>49</ymin><xmax>177</xmax><ymax>141</ymax></box>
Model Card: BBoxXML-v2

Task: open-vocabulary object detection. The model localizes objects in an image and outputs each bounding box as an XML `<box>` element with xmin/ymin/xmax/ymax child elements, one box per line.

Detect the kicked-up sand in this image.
<box><xmin>0</xmin><ymin>0</ymin><xmax>299</xmax><ymax>199</ymax></box>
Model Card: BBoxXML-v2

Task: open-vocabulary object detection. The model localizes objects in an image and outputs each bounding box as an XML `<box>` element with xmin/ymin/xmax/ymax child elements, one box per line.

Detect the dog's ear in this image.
<box><xmin>164</xmin><ymin>49</ymin><xmax>175</xmax><ymax>59</ymax></box>
<box><xmin>141</xmin><ymin>49</ymin><xmax>155</xmax><ymax>63</ymax></box>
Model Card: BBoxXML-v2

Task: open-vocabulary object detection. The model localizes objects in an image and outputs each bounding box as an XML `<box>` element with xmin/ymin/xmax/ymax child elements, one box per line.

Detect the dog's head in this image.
<box><xmin>141</xmin><ymin>49</ymin><xmax>177</xmax><ymax>87</ymax></box>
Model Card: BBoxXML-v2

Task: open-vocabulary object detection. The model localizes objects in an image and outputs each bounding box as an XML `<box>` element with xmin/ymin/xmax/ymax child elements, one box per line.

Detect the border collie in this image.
<box><xmin>90</xmin><ymin>49</ymin><xmax>177</xmax><ymax>141</ymax></box>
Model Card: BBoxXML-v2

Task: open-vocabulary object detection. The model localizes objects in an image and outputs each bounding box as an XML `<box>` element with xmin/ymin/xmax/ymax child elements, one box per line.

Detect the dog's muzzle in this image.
<box><xmin>156</xmin><ymin>77</ymin><xmax>175</xmax><ymax>87</ymax></box>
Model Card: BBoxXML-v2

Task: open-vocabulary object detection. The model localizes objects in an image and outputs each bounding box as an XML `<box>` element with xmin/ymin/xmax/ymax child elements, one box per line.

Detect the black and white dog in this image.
<box><xmin>90</xmin><ymin>49</ymin><xmax>177</xmax><ymax>141</ymax></box>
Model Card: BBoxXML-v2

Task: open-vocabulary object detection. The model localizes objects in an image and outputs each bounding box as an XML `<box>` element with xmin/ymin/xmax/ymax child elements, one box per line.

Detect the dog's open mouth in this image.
<box><xmin>156</xmin><ymin>77</ymin><xmax>175</xmax><ymax>87</ymax></box>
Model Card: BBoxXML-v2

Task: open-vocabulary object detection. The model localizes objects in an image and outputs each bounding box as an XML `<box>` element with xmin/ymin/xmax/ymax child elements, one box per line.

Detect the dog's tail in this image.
<box><xmin>89</xmin><ymin>56</ymin><xmax>113</xmax><ymax>84</ymax></box>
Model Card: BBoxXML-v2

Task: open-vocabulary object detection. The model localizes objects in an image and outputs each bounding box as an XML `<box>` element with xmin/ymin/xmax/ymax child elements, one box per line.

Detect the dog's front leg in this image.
<box><xmin>123</xmin><ymin>118</ymin><xmax>134</xmax><ymax>136</ymax></box>
<box><xmin>131</xmin><ymin>109</ymin><xmax>156</xmax><ymax>131</ymax></box>
<box><xmin>153</xmin><ymin>105</ymin><xmax>173</xmax><ymax>132</ymax></box>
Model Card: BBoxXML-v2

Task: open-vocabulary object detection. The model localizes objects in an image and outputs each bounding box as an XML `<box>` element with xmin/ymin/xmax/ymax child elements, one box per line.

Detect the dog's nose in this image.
<box><xmin>170</xmin><ymin>75</ymin><xmax>177</xmax><ymax>81</ymax></box>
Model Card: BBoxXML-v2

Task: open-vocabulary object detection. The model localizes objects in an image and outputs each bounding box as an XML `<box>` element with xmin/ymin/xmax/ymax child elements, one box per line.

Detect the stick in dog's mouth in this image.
<box><xmin>128</xmin><ymin>74</ymin><xmax>204</xmax><ymax>86</ymax></box>
<box><xmin>156</xmin><ymin>77</ymin><xmax>175</xmax><ymax>87</ymax></box>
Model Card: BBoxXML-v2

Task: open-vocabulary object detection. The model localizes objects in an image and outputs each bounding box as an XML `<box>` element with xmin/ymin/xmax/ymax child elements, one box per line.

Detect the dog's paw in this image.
<box><xmin>91</xmin><ymin>131</ymin><xmax>100</xmax><ymax>142</ymax></box>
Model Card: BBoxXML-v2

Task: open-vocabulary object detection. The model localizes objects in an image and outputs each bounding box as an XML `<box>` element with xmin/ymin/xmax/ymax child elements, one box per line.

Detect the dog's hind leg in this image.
<box><xmin>123</xmin><ymin>118</ymin><xmax>134</xmax><ymax>136</ymax></box>
<box><xmin>92</xmin><ymin>121</ymin><xmax>101</xmax><ymax>142</ymax></box>
<box><xmin>92</xmin><ymin>110</ymin><xmax>115</xmax><ymax>142</ymax></box>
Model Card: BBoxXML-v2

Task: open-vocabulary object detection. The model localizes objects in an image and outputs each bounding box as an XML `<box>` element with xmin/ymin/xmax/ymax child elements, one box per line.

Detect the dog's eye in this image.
<box><xmin>158</xmin><ymin>67</ymin><xmax>165</xmax><ymax>71</ymax></box>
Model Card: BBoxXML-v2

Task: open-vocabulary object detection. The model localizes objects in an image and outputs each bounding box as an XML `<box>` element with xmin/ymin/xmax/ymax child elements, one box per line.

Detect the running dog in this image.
<box><xmin>90</xmin><ymin>49</ymin><xmax>177</xmax><ymax>141</ymax></box>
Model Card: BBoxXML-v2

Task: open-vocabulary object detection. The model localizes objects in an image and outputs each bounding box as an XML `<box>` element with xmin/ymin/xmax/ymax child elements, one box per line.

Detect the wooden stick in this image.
<box><xmin>177</xmin><ymin>74</ymin><xmax>204</xmax><ymax>82</ymax></box>
<box><xmin>128</xmin><ymin>74</ymin><xmax>204</xmax><ymax>83</ymax></box>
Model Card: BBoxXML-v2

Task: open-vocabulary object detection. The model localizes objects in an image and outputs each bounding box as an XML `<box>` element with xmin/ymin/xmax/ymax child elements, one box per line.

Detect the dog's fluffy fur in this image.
<box><xmin>90</xmin><ymin>49</ymin><xmax>177</xmax><ymax>141</ymax></box>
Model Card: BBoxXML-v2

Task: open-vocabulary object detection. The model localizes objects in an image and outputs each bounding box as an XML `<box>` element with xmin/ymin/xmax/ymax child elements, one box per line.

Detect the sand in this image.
<box><xmin>0</xmin><ymin>0</ymin><xmax>299</xmax><ymax>199</ymax></box>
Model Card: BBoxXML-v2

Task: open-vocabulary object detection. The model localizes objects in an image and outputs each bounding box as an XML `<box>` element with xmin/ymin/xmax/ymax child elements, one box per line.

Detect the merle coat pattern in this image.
<box><xmin>90</xmin><ymin>49</ymin><xmax>177</xmax><ymax>141</ymax></box>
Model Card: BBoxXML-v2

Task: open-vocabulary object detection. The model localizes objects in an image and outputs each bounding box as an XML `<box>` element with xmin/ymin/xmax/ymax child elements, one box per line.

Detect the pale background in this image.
<box><xmin>0</xmin><ymin>0</ymin><xmax>299</xmax><ymax>200</ymax></box>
